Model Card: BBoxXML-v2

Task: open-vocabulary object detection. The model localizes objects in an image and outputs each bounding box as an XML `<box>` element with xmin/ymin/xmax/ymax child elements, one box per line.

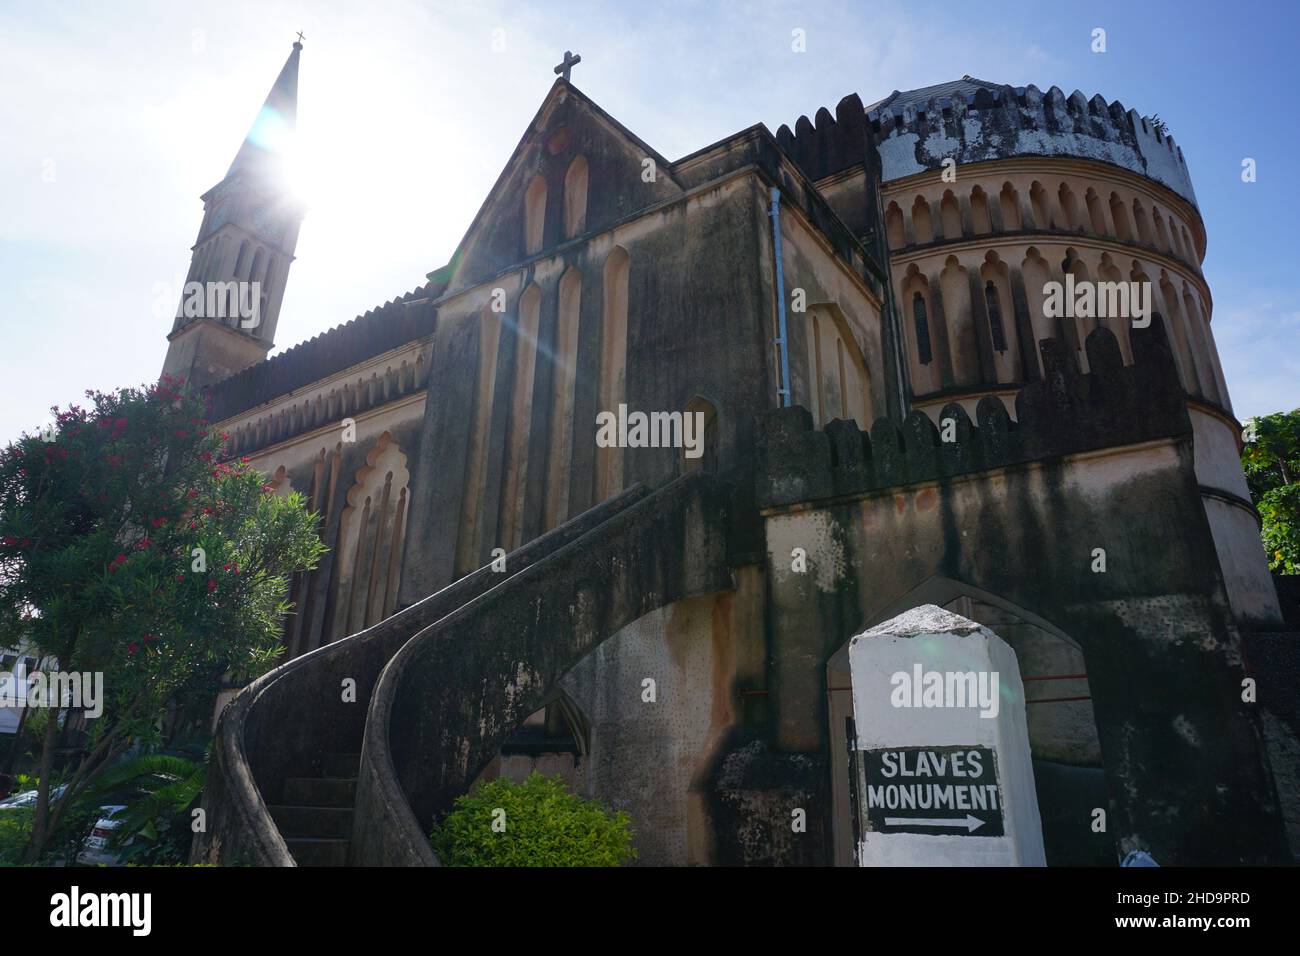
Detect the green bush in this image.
<box><xmin>430</xmin><ymin>772</ymin><xmax>635</xmax><ymax>867</ymax></box>
<box><xmin>0</xmin><ymin>808</ymin><xmax>34</xmax><ymax>866</ymax></box>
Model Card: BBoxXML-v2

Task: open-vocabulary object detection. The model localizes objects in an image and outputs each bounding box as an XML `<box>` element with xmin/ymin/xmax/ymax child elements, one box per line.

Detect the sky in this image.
<box><xmin>1</xmin><ymin>0</ymin><xmax>1297</xmax><ymax>443</ymax></box>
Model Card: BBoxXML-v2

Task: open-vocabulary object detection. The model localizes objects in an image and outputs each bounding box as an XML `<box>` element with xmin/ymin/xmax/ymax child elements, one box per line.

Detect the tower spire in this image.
<box><xmin>225</xmin><ymin>39</ymin><xmax>301</xmax><ymax>181</ymax></box>
<box><xmin>161</xmin><ymin>41</ymin><xmax>307</xmax><ymax>390</ymax></box>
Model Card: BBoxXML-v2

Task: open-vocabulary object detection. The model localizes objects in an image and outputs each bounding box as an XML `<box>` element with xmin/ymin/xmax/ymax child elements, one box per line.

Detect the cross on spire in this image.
<box><xmin>295</xmin><ymin>30</ymin><xmax>306</xmax><ymax>45</ymax></box>
<box><xmin>554</xmin><ymin>50</ymin><xmax>581</xmax><ymax>82</ymax></box>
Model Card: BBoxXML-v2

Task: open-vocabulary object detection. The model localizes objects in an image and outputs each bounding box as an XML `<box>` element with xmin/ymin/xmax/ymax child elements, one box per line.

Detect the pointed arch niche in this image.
<box><xmin>545</xmin><ymin>267</ymin><xmax>582</xmax><ymax>530</ymax></box>
<box><xmin>563</xmin><ymin>155</ymin><xmax>589</xmax><ymax>238</ymax></box>
<box><xmin>524</xmin><ymin>174</ymin><xmax>547</xmax><ymax>255</ymax></box>
<box><xmin>500</xmin><ymin>284</ymin><xmax>542</xmax><ymax>551</ymax></box>
<box><xmin>330</xmin><ymin>432</ymin><xmax>411</xmax><ymax>642</ymax></box>
<box><xmin>801</xmin><ymin>303</ymin><xmax>871</xmax><ymax>428</ymax></box>
<box><xmin>594</xmin><ymin>247</ymin><xmax>629</xmax><ymax>502</ymax></box>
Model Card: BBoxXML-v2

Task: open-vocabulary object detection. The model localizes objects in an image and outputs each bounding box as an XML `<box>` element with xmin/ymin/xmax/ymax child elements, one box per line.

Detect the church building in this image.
<box><xmin>186</xmin><ymin>43</ymin><xmax>1295</xmax><ymax>866</ymax></box>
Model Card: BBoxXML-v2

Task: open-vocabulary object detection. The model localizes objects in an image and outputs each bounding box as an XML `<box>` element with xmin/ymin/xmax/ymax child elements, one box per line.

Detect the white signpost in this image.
<box><xmin>847</xmin><ymin>604</ymin><xmax>1046</xmax><ymax>866</ymax></box>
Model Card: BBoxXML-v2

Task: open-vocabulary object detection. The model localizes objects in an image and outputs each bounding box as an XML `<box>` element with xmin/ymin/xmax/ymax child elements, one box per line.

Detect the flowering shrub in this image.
<box><xmin>0</xmin><ymin>376</ymin><xmax>324</xmax><ymax>861</ymax></box>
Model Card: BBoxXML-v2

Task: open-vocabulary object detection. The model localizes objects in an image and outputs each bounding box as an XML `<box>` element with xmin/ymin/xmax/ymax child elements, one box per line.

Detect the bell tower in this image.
<box><xmin>162</xmin><ymin>39</ymin><xmax>306</xmax><ymax>389</ymax></box>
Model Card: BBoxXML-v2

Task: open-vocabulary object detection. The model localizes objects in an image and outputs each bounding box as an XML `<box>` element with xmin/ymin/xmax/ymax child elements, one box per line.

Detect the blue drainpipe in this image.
<box><xmin>769</xmin><ymin>186</ymin><xmax>792</xmax><ymax>407</ymax></box>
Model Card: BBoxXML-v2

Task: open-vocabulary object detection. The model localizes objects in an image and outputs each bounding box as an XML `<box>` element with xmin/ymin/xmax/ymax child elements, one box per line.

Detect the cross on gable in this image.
<box><xmin>554</xmin><ymin>50</ymin><xmax>581</xmax><ymax>82</ymax></box>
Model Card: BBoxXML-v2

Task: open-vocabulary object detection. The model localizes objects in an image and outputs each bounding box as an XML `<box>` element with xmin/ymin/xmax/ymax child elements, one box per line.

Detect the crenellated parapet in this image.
<box><xmin>868</xmin><ymin>83</ymin><xmax>1197</xmax><ymax>208</ymax></box>
<box><xmin>756</xmin><ymin>317</ymin><xmax>1189</xmax><ymax>508</ymax></box>
<box><xmin>775</xmin><ymin>93</ymin><xmax>871</xmax><ymax>184</ymax></box>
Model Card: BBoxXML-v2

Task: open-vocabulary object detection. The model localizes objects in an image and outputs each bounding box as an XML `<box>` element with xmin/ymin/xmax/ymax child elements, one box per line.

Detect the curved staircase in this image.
<box><xmin>193</xmin><ymin>472</ymin><xmax>733</xmax><ymax>866</ymax></box>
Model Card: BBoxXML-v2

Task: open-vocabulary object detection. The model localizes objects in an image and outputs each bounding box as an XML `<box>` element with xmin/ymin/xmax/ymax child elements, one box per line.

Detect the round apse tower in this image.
<box><xmin>869</xmin><ymin>78</ymin><xmax>1279</xmax><ymax>628</ymax></box>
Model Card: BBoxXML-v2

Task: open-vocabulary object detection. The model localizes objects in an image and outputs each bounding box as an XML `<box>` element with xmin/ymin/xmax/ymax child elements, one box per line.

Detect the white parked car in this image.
<box><xmin>0</xmin><ymin>784</ymin><xmax>67</xmax><ymax>809</ymax></box>
<box><xmin>75</xmin><ymin>805</ymin><xmax>133</xmax><ymax>867</ymax></box>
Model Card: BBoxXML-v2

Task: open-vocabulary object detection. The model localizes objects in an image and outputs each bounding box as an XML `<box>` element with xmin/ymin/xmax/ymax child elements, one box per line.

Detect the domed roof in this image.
<box><xmin>865</xmin><ymin>79</ymin><xmax>1198</xmax><ymax>207</ymax></box>
<box><xmin>864</xmin><ymin>76</ymin><xmax>1007</xmax><ymax>116</ymax></box>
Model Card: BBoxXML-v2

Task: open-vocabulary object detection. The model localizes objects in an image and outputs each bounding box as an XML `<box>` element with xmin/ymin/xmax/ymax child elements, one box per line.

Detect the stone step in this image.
<box><xmin>282</xmin><ymin>776</ymin><xmax>356</xmax><ymax>808</ymax></box>
<box><xmin>269</xmin><ymin>804</ymin><xmax>354</xmax><ymax>840</ymax></box>
<box><xmin>286</xmin><ymin>837</ymin><xmax>349</xmax><ymax>867</ymax></box>
<box><xmin>320</xmin><ymin>752</ymin><xmax>362</xmax><ymax>778</ymax></box>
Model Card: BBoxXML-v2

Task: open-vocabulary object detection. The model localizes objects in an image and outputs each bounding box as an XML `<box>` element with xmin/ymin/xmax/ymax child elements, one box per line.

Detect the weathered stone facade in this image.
<box><xmin>184</xmin><ymin>52</ymin><xmax>1293</xmax><ymax>866</ymax></box>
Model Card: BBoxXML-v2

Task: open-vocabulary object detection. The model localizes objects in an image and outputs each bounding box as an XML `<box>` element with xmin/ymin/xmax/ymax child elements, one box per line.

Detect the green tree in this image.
<box><xmin>431</xmin><ymin>772</ymin><xmax>636</xmax><ymax>867</ymax></box>
<box><xmin>0</xmin><ymin>377</ymin><xmax>324</xmax><ymax>862</ymax></box>
<box><xmin>1242</xmin><ymin>408</ymin><xmax>1300</xmax><ymax>573</ymax></box>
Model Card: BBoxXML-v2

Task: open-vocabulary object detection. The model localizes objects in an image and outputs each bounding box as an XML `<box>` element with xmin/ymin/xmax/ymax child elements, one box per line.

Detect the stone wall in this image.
<box><xmin>750</xmin><ymin>321</ymin><xmax>1291</xmax><ymax>864</ymax></box>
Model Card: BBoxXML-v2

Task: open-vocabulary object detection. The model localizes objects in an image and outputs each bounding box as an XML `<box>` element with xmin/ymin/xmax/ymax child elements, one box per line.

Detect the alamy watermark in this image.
<box><xmin>154</xmin><ymin>278</ymin><xmax>261</xmax><ymax>329</ymax></box>
<box><xmin>595</xmin><ymin>404</ymin><xmax>706</xmax><ymax>459</ymax></box>
<box><xmin>1041</xmin><ymin>275</ymin><xmax>1152</xmax><ymax>328</ymax></box>
<box><xmin>0</xmin><ymin>658</ymin><xmax>103</xmax><ymax>719</ymax></box>
<box><xmin>890</xmin><ymin>664</ymin><xmax>999</xmax><ymax>718</ymax></box>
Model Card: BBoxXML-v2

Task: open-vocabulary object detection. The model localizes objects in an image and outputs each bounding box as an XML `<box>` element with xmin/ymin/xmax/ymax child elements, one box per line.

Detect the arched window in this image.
<box><xmin>524</xmin><ymin>174</ymin><xmax>547</xmax><ymax>255</ymax></box>
<box><xmin>260</xmin><ymin>256</ymin><xmax>277</xmax><ymax>324</ymax></box>
<box><xmin>563</xmin><ymin>155</ymin><xmax>588</xmax><ymax>238</ymax></box>
<box><xmin>912</xmin><ymin>292</ymin><xmax>932</xmax><ymax>365</ymax></box>
<box><xmin>984</xmin><ymin>281</ymin><xmax>1007</xmax><ymax>353</ymax></box>
<box><xmin>233</xmin><ymin>240</ymin><xmax>250</xmax><ymax>280</ymax></box>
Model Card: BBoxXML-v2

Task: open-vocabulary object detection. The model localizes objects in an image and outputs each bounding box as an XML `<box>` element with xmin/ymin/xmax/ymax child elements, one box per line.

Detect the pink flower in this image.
<box><xmin>1</xmin><ymin>536</ymin><xmax>15</xmax><ymax>546</ymax></box>
<box><xmin>207</xmin><ymin>578</ymin><xmax>217</xmax><ymax>593</ymax></box>
<box><xmin>127</xmin><ymin>642</ymin><xmax>139</xmax><ymax>655</ymax></box>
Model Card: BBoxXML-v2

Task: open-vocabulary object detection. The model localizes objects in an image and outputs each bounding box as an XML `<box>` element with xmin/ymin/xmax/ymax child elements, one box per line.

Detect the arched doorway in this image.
<box><xmin>476</xmin><ymin>690</ymin><xmax>591</xmax><ymax>792</ymax></box>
